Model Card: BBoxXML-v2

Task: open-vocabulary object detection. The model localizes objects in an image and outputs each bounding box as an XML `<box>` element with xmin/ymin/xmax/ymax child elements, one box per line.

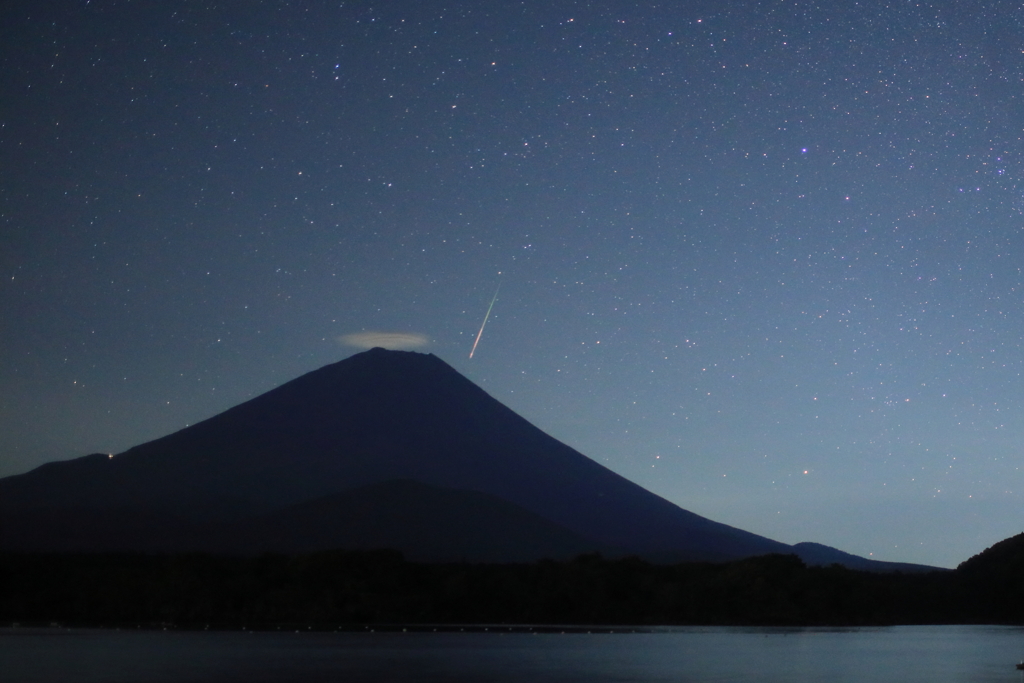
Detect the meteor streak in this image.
<box><xmin>469</xmin><ymin>281</ymin><xmax>501</xmax><ymax>358</ymax></box>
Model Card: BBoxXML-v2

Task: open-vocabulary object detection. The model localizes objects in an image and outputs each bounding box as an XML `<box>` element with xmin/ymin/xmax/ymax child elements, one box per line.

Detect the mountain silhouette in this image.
<box><xmin>0</xmin><ymin>348</ymin><xmax>935</xmax><ymax>570</ymax></box>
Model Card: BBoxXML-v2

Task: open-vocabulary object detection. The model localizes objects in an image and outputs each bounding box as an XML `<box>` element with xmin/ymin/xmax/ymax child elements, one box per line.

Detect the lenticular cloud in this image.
<box><xmin>339</xmin><ymin>332</ymin><xmax>429</xmax><ymax>350</ymax></box>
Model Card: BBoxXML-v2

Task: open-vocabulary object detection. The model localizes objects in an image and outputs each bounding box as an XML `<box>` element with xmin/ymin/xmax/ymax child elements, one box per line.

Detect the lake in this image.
<box><xmin>3</xmin><ymin>625</ymin><xmax>1024</xmax><ymax>682</ymax></box>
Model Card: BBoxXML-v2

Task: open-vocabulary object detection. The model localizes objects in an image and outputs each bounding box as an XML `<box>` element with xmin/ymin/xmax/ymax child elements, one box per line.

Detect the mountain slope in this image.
<box><xmin>225</xmin><ymin>479</ymin><xmax>626</xmax><ymax>562</ymax></box>
<box><xmin>1</xmin><ymin>479</ymin><xmax>621</xmax><ymax>562</ymax></box>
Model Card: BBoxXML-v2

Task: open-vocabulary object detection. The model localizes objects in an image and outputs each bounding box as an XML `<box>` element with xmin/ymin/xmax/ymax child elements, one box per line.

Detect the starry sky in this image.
<box><xmin>3</xmin><ymin>1</ymin><xmax>1024</xmax><ymax>569</ymax></box>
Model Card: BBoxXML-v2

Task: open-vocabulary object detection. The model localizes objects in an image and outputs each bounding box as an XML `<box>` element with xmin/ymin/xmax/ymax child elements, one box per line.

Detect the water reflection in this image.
<box><xmin>3</xmin><ymin>625</ymin><xmax>1023</xmax><ymax>683</ymax></box>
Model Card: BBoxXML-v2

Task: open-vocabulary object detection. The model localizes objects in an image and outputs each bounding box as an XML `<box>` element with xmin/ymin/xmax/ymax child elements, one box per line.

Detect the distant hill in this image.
<box><xmin>958</xmin><ymin>532</ymin><xmax>1024</xmax><ymax>574</ymax></box>
<box><xmin>792</xmin><ymin>542</ymin><xmax>941</xmax><ymax>574</ymax></box>
<box><xmin>0</xmin><ymin>348</ymin><xmax>936</xmax><ymax>571</ymax></box>
<box><xmin>954</xmin><ymin>533</ymin><xmax>1024</xmax><ymax>621</ymax></box>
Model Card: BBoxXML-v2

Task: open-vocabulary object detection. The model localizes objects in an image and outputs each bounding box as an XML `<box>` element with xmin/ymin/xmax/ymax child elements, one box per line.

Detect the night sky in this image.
<box><xmin>3</xmin><ymin>1</ymin><xmax>1023</xmax><ymax>569</ymax></box>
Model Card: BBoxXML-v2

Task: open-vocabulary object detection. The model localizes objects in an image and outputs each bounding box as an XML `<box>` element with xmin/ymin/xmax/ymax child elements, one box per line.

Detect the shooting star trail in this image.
<box><xmin>469</xmin><ymin>281</ymin><xmax>501</xmax><ymax>358</ymax></box>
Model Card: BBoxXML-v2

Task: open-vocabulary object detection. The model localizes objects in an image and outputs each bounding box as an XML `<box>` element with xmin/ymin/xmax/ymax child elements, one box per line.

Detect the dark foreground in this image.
<box><xmin>3</xmin><ymin>541</ymin><xmax>1023</xmax><ymax>628</ymax></box>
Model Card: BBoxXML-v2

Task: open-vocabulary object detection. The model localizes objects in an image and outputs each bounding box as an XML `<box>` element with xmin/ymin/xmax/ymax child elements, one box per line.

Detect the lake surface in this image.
<box><xmin>3</xmin><ymin>625</ymin><xmax>1024</xmax><ymax>682</ymax></box>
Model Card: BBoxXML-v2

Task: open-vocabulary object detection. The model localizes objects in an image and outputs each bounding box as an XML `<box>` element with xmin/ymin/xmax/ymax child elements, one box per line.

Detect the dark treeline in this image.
<box><xmin>4</xmin><ymin>540</ymin><xmax>1023</xmax><ymax>628</ymax></box>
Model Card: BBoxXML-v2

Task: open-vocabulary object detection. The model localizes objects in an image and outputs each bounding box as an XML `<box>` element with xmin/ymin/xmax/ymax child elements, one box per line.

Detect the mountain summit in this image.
<box><xmin>0</xmin><ymin>349</ymin><xmax>933</xmax><ymax>570</ymax></box>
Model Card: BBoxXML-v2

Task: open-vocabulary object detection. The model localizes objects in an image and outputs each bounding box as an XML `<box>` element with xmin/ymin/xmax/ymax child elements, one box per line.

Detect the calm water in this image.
<box><xmin>3</xmin><ymin>625</ymin><xmax>1024</xmax><ymax>682</ymax></box>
